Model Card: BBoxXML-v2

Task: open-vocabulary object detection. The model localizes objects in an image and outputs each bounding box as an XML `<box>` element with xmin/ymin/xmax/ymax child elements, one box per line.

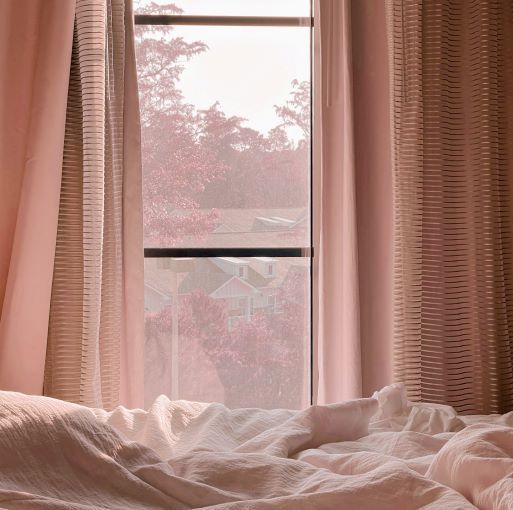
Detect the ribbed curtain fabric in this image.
<box><xmin>388</xmin><ymin>0</ymin><xmax>513</xmax><ymax>414</ymax></box>
<box><xmin>45</xmin><ymin>0</ymin><xmax>144</xmax><ymax>409</ymax></box>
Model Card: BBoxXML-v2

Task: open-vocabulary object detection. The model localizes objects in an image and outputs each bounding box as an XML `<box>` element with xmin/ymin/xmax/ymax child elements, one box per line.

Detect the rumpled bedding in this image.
<box><xmin>1</xmin><ymin>385</ymin><xmax>513</xmax><ymax>509</ymax></box>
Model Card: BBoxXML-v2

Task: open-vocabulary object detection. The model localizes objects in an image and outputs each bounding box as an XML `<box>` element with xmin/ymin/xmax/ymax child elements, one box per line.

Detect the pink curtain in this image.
<box><xmin>121</xmin><ymin>1</ymin><xmax>146</xmax><ymax>409</ymax></box>
<box><xmin>388</xmin><ymin>0</ymin><xmax>513</xmax><ymax>414</ymax></box>
<box><xmin>0</xmin><ymin>0</ymin><xmax>143</xmax><ymax>409</ymax></box>
<box><xmin>44</xmin><ymin>0</ymin><xmax>144</xmax><ymax>410</ymax></box>
<box><xmin>314</xmin><ymin>0</ymin><xmax>393</xmax><ymax>403</ymax></box>
<box><xmin>0</xmin><ymin>1</ymin><xmax>75</xmax><ymax>394</ymax></box>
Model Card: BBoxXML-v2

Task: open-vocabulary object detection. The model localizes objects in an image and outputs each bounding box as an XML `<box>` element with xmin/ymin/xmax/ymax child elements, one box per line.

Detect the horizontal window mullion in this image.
<box><xmin>134</xmin><ymin>14</ymin><xmax>313</xmax><ymax>27</ymax></box>
<box><xmin>144</xmin><ymin>247</ymin><xmax>313</xmax><ymax>258</ymax></box>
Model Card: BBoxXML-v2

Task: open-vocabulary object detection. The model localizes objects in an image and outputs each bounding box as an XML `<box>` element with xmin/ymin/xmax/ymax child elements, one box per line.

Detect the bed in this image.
<box><xmin>0</xmin><ymin>384</ymin><xmax>511</xmax><ymax>509</ymax></box>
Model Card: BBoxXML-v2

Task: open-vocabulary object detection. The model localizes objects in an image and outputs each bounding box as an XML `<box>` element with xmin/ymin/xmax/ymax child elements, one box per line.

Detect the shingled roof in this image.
<box><xmin>162</xmin><ymin>208</ymin><xmax>308</xmax><ymax>248</ymax></box>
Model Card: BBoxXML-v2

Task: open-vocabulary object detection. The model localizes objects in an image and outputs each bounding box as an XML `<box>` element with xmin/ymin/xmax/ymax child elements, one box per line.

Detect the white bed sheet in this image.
<box><xmin>0</xmin><ymin>384</ymin><xmax>512</xmax><ymax>509</ymax></box>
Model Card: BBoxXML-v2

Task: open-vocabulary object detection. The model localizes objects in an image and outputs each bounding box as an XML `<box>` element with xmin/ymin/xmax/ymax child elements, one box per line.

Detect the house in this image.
<box><xmin>144</xmin><ymin>255</ymin><xmax>308</xmax><ymax>329</ymax></box>
<box><xmin>169</xmin><ymin>207</ymin><xmax>309</xmax><ymax>248</ymax></box>
<box><xmin>144</xmin><ymin>207</ymin><xmax>309</xmax><ymax>328</ymax></box>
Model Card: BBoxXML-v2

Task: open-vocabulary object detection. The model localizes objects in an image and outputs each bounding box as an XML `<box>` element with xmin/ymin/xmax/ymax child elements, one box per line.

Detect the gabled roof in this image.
<box><xmin>178</xmin><ymin>272</ymin><xmax>232</xmax><ymax>295</ymax></box>
<box><xmin>166</xmin><ymin>208</ymin><xmax>308</xmax><ymax>248</ymax></box>
<box><xmin>211</xmin><ymin>276</ymin><xmax>260</xmax><ymax>298</ymax></box>
<box><xmin>144</xmin><ymin>257</ymin><xmax>309</xmax><ymax>300</ymax></box>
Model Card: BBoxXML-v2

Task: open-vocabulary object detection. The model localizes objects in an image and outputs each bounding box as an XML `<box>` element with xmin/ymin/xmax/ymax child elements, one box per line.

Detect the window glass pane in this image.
<box><xmin>144</xmin><ymin>257</ymin><xmax>310</xmax><ymax>409</ymax></box>
<box><xmin>134</xmin><ymin>0</ymin><xmax>311</xmax><ymax>17</ymax></box>
<box><xmin>136</xmin><ymin>24</ymin><xmax>311</xmax><ymax>248</ymax></box>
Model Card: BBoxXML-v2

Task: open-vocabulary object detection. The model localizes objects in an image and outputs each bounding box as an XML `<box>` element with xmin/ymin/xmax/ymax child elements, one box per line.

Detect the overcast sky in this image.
<box><xmin>135</xmin><ymin>0</ymin><xmax>311</xmax><ymax>138</ymax></box>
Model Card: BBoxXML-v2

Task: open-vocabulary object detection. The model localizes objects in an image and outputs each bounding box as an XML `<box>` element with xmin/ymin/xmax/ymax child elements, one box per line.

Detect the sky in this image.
<box><xmin>135</xmin><ymin>0</ymin><xmax>311</xmax><ymax>138</ymax></box>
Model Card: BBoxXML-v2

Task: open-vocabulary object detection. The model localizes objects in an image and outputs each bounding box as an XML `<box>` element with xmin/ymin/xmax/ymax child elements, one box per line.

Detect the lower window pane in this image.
<box><xmin>144</xmin><ymin>257</ymin><xmax>310</xmax><ymax>409</ymax></box>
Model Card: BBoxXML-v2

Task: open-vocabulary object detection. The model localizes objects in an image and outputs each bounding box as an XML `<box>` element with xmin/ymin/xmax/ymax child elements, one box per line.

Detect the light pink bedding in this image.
<box><xmin>0</xmin><ymin>385</ymin><xmax>512</xmax><ymax>509</ymax></box>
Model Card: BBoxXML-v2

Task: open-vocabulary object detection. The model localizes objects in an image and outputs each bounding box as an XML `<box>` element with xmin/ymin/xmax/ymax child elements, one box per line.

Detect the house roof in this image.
<box><xmin>152</xmin><ymin>208</ymin><xmax>309</xmax><ymax>248</ymax></box>
<box><xmin>179</xmin><ymin>271</ymin><xmax>233</xmax><ymax>295</ymax></box>
<box><xmin>144</xmin><ymin>247</ymin><xmax>310</xmax><ymax>300</ymax></box>
<box><xmin>144</xmin><ymin>260</ymin><xmax>172</xmax><ymax>297</ymax></box>
<box><xmin>177</xmin><ymin>258</ymin><xmax>279</xmax><ymax>295</ymax></box>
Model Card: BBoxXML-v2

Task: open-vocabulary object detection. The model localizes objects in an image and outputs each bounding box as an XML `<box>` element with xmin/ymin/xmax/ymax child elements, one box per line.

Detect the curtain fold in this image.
<box><xmin>388</xmin><ymin>0</ymin><xmax>513</xmax><ymax>414</ymax></box>
<box><xmin>314</xmin><ymin>0</ymin><xmax>393</xmax><ymax>404</ymax></box>
<box><xmin>44</xmin><ymin>0</ymin><xmax>144</xmax><ymax>409</ymax></box>
<box><xmin>0</xmin><ymin>1</ymin><xmax>75</xmax><ymax>394</ymax></box>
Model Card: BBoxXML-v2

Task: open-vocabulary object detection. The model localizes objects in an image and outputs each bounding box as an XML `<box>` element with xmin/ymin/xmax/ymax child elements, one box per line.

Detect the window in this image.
<box><xmin>238</xmin><ymin>297</ymin><xmax>248</xmax><ymax>311</ymax></box>
<box><xmin>136</xmin><ymin>0</ymin><xmax>312</xmax><ymax>409</ymax></box>
<box><xmin>268</xmin><ymin>294</ymin><xmax>277</xmax><ymax>312</ymax></box>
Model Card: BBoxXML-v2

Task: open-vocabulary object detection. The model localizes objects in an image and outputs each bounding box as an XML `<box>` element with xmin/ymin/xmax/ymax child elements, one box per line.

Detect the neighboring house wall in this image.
<box><xmin>145</xmin><ymin>285</ymin><xmax>170</xmax><ymax>313</ymax></box>
<box><xmin>146</xmin><ymin>257</ymin><xmax>289</xmax><ymax>325</ymax></box>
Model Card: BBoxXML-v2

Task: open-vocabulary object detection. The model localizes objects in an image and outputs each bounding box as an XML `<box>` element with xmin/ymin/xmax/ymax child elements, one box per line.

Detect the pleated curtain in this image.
<box><xmin>44</xmin><ymin>0</ymin><xmax>144</xmax><ymax>409</ymax></box>
<box><xmin>388</xmin><ymin>0</ymin><xmax>513</xmax><ymax>413</ymax></box>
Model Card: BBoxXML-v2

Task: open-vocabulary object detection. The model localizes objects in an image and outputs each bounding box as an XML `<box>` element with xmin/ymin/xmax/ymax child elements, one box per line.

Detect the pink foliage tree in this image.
<box><xmin>136</xmin><ymin>2</ymin><xmax>226</xmax><ymax>246</ymax></box>
<box><xmin>145</xmin><ymin>267</ymin><xmax>309</xmax><ymax>409</ymax></box>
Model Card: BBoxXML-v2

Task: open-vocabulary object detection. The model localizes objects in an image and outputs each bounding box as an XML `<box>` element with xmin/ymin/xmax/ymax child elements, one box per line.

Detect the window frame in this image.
<box><xmin>136</xmin><ymin>8</ymin><xmax>315</xmax><ymax>406</ymax></box>
<box><xmin>134</xmin><ymin>14</ymin><xmax>312</xmax><ymax>27</ymax></box>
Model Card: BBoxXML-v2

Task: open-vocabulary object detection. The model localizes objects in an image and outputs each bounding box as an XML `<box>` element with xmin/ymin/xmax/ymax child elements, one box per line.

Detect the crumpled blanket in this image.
<box><xmin>0</xmin><ymin>384</ymin><xmax>512</xmax><ymax>509</ymax></box>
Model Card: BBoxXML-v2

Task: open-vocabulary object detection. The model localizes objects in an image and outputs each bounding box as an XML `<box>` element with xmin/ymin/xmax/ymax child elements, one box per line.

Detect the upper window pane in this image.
<box><xmin>136</xmin><ymin>22</ymin><xmax>311</xmax><ymax>248</ymax></box>
<box><xmin>134</xmin><ymin>0</ymin><xmax>311</xmax><ymax>17</ymax></box>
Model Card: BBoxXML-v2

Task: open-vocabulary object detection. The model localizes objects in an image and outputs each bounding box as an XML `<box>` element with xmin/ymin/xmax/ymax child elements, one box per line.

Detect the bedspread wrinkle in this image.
<box><xmin>1</xmin><ymin>385</ymin><xmax>511</xmax><ymax>509</ymax></box>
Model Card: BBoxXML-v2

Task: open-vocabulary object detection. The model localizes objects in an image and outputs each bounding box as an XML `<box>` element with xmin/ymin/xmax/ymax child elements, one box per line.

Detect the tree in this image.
<box><xmin>145</xmin><ymin>271</ymin><xmax>309</xmax><ymax>409</ymax></box>
<box><xmin>136</xmin><ymin>2</ymin><xmax>227</xmax><ymax>246</ymax></box>
<box><xmin>274</xmin><ymin>79</ymin><xmax>311</xmax><ymax>140</ymax></box>
<box><xmin>144</xmin><ymin>289</ymin><xmax>228</xmax><ymax>404</ymax></box>
<box><xmin>198</xmin><ymin>89</ymin><xmax>310</xmax><ymax>211</ymax></box>
<box><xmin>136</xmin><ymin>5</ymin><xmax>311</xmax><ymax>235</ymax></box>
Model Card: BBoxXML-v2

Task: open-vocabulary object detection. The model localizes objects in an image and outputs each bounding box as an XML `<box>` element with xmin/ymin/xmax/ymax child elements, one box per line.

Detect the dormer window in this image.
<box><xmin>212</xmin><ymin>258</ymin><xmax>248</xmax><ymax>279</ymax></box>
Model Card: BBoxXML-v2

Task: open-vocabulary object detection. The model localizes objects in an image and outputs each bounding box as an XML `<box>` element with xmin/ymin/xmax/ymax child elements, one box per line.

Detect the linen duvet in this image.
<box><xmin>0</xmin><ymin>384</ymin><xmax>512</xmax><ymax>509</ymax></box>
